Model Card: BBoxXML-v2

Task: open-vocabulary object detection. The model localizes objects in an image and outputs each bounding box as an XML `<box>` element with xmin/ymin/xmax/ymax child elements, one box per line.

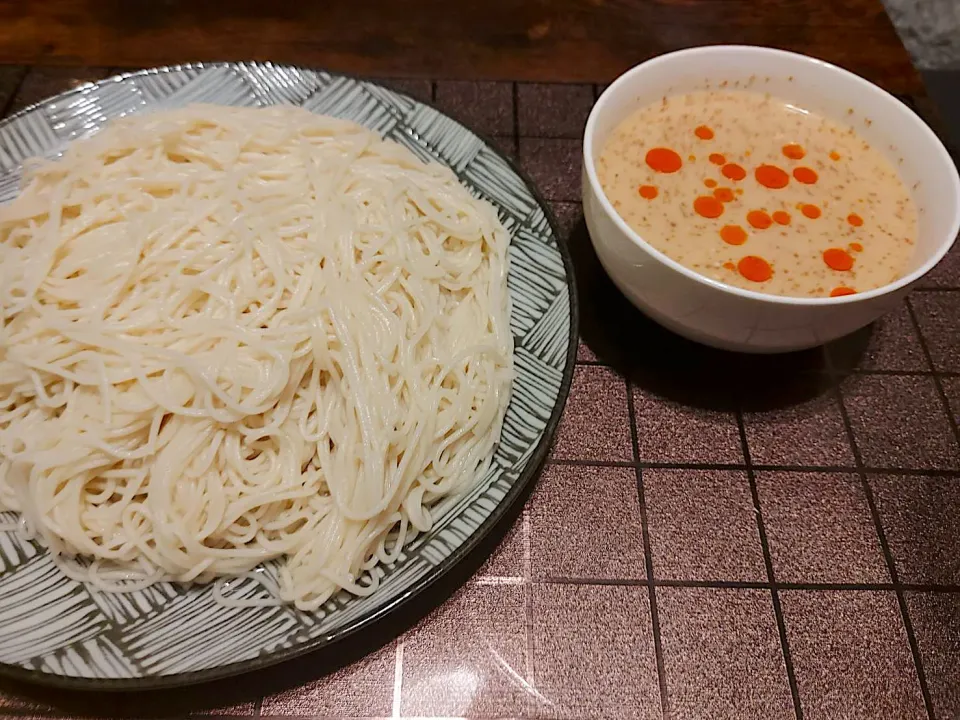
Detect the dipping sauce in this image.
<box><xmin>596</xmin><ymin>90</ymin><xmax>918</xmax><ymax>298</ymax></box>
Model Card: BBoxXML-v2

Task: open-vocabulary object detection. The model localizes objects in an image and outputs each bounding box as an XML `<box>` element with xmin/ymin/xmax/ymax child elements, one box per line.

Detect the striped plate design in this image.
<box><xmin>0</xmin><ymin>63</ymin><xmax>577</xmax><ymax>688</ymax></box>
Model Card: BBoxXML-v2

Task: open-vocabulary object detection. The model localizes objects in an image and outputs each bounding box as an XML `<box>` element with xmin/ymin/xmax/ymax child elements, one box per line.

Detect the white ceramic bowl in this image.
<box><xmin>582</xmin><ymin>46</ymin><xmax>960</xmax><ymax>353</ymax></box>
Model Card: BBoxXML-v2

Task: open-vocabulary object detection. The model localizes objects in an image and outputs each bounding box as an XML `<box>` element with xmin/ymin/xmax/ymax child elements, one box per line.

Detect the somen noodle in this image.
<box><xmin>0</xmin><ymin>104</ymin><xmax>513</xmax><ymax>611</ymax></box>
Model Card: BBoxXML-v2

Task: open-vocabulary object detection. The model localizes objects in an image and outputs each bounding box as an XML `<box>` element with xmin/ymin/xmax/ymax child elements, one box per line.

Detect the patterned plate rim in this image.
<box><xmin>0</xmin><ymin>62</ymin><xmax>580</xmax><ymax>691</ymax></box>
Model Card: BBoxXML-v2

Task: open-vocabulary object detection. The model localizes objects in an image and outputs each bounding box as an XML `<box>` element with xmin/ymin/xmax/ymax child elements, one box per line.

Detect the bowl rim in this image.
<box><xmin>582</xmin><ymin>44</ymin><xmax>960</xmax><ymax>307</ymax></box>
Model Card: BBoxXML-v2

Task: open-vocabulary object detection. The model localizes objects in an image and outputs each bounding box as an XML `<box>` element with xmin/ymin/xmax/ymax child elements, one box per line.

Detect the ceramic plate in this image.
<box><xmin>0</xmin><ymin>63</ymin><xmax>577</xmax><ymax>688</ymax></box>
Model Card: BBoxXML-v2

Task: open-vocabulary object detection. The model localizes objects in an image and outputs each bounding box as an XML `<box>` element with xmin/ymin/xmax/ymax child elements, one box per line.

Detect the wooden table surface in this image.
<box><xmin>0</xmin><ymin>0</ymin><xmax>923</xmax><ymax>93</ymax></box>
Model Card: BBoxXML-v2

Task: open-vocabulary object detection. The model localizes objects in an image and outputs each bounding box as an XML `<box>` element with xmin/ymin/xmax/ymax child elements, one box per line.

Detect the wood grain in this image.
<box><xmin>0</xmin><ymin>0</ymin><xmax>921</xmax><ymax>93</ymax></box>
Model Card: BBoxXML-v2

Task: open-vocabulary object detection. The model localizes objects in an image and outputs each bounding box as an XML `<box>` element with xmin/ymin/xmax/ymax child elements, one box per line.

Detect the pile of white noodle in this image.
<box><xmin>0</xmin><ymin>104</ymin><xmax>513</xmax><ymax>611</ymax></box>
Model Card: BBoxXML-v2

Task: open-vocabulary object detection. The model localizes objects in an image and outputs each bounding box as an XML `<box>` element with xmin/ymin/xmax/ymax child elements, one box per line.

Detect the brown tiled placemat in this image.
<box><xmin>0</xmin><ymin>68</ymin><xmax>958</xmax><ymax>720</ymax></box>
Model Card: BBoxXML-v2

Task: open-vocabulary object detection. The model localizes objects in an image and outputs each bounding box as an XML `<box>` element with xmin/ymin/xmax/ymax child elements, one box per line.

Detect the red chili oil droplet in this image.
<box><xmin>720</xmin><ymin>225</ymin><xmax>748</xmax><ymax>245</ymax></box>
<box><xmin>713</xmin><ymin>187</ymin><xmax>735</xmax><ymax>203</ymax></box>
<box><xmin>747</xmin><ymin>210</ymin><xmax>773</xmax><ymax>230</ymax></box>
<box><xmin>646</xmin><ymin>147</ymin><xmax>683</xmax><ymax>173</ymax></box>
<box><xmin>737</xmin><ymin>255</ymin><xmax>773</xmax><ymax>282</ymax></box>
<box><xmin>823</xmin><ymin>248</ymin><xmax>854</xmax><ymax>271</ymax></box>
<box><xmin>793</xmin><ymin>166</ymin><xmax>818</xmax><ymax>184</ymax></box>
<box><xmin>721</xmin><ymin>163</ymin><xmax>746</xmax><ymax>181</ymax></box>
<box><xmin>755</xmin><ymin>164</ymin><xmax>790</xmax><ymax>189</ymax></box>
<box><xmin>782</xmin><ymin>144</ymin><xmax>805</xmax><ymax>160</ymax></box>
<box><xmin>694</xmin><ymin>196</ymin><xmax>724</xmax><ymax>219</ymax></box>
<box><xmin>695</xmin><ymin>125</ymin><xmax>715</xmax><ymax>140</ymax></box>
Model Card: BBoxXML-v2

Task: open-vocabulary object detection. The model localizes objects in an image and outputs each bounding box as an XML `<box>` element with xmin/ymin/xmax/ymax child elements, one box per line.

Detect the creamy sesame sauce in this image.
<box><xmin>597</xmin><ymin>90</ymin><xmax>918</xmax><ymax>298</ymax></box>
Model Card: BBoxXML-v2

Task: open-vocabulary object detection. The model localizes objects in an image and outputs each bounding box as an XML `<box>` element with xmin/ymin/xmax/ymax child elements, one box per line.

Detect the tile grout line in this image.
<box><xmin>735</xmin><ymin>407</ymin><xmax>804</xmax><ymax>720</ymax></box>
<box><xmin>625</xmin><ymin>378</ymin><xmax>670</xmax><ymax>720</ymax></box>
<box><xmin>895</xmin><ymin>301</ymin><xmax>950</xmax><ymax>718</ymax></box>
<box><xmin>518</xmin><ymin>131</ymin><xmax>585</xmax><ymax>140</ymax></box>
<box><xmin>905</xmin><ymin>296</ymin><xmax>960</xmax><ymax>450</ymax></box>
<box><xmin>573</xmin><ymin>357</ymin><xmax>960</xmax><ymax>378</ymax></box>
<box><xmin>550</xmin><ymin>457</ymin><xmax>637</xmax><ymax>468</ymax></box>
<box><xmin>833</xmin><ymin>367</ymin><xmax>960</xmax><ymax>377</ymax></box>
<box><xmin>828</xmin><ymin>366</ymin><xmax>937</xmax><ymax>719</ymax></box>
<box><xmin>862</xmin><ymin>484</ymin><xmax>936</xmax><ymax>720</ymax></box>
<box><xmin>546</xmin><ymin>456</ymin><xmax>960</xmax><ymax>477</ymax></box>
<box><xmin>543</xmin><ymin>576</ymin><xmax>649</xmax><ymax>587</ymax></box>
<box><xmin>476</xmin><ymin>575</ymin><xmax>960</xmax><ymax>592</ymax></box>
